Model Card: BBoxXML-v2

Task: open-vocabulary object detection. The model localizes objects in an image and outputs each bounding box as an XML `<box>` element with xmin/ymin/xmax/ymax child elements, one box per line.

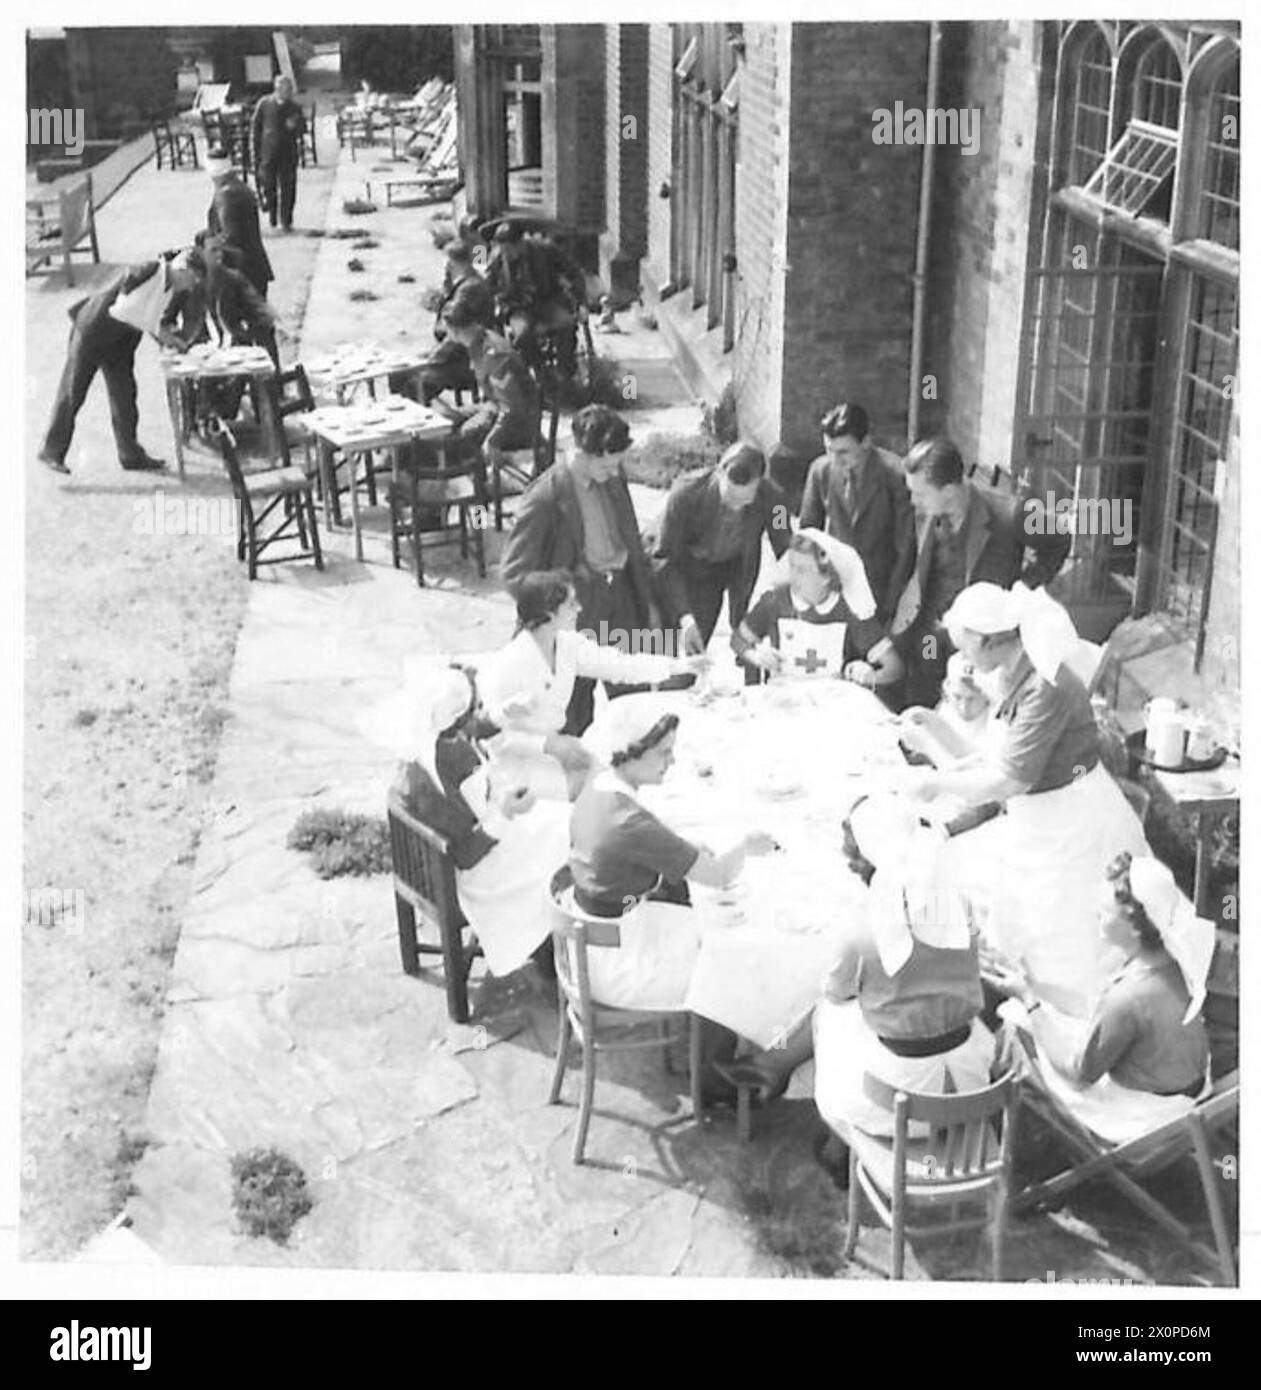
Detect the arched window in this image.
<box><xmin>1085</xmin><ymin>33</ymin><xmax>1181</xmax><ymax>219</ymax></box>
<box><xmin>1067</xmin><ymin>27</ymin><xmax>1113</xmax><ymax>185</ymax></box>
<box><xmin>1199</xmin><ymin>58</ymin><xmax>1239</xmax><ymax>249</ymax></box>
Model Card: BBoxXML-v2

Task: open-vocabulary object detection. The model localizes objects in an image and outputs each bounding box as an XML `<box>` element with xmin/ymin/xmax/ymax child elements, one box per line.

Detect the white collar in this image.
<box><xmin>789</xmin><ymin>588</ymin><xmax>841</xmax><ymax>617</ymax></box>
<box><xmin>591</xmin><ymin>766</ymin><xmax>647</xmax><ymax>807</ymax></box>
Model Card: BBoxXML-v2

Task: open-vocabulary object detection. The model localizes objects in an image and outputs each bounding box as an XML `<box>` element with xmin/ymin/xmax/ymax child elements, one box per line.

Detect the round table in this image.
<box><xmin>588</xmin><ymin>679</ymin><xmax>908</xmax><ymax>1047</ymax></box>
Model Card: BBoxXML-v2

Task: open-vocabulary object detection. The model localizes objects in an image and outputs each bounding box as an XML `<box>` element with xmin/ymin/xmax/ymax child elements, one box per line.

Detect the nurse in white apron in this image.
<box><xmin>993</xmin><ymin>852</ymin><xmax>1214</xmax><ymax>1145</ymax></box>
<box><xmin>899</xmin><ymin>582</ymin><xmax>1148</xmax><ymax>1019</ymax></box>
<box><xmin>363</xmin><ymin>659</ymin><xmax>573</xmax><ymax>978</ymax></box>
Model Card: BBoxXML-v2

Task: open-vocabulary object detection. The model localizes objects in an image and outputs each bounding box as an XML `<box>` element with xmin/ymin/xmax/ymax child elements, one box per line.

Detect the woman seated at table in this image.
<box><xmin>480</xmin><ymin>571</ymin><xmax>700</xmax><ymax>798</ymax></box>
<box><xmin>713</xmin><ymin>796</ymin><xmax>996</xmax><ymax>1143</ymax></box>
<box><xmin>389</xmin><ymin>660</ymin><xmax>571</xmax><ymax>980</ymax></box>
<box><xmin>567</xmin><ymin>697</ymin><xmax>779</xmax><ymax>1084</ymax></box>
<box><xmin>900</xmin><ymin>581</ymin><xmax>1148</xmax><ymax>1020</ymax></box>
<box><xmin>991</xmin><ymin>852</ymin><xmax>1212</xmax><ymax>1133</ymax></box>
<box><xmin>731</xmin><ymin>529</ymin><xmax>903</xmax><ymax>698</ymax></box>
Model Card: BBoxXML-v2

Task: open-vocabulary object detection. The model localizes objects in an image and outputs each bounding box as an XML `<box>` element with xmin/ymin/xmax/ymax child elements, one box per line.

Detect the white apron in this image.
<box><xmin>579</xmin><ymin>897</ymin><xmax>704</xmax><ymax>1012</ymax></box>
<box><xmin>946</xmin><ymin>762</ymin><xmax>1148</xmax><ymax>1018</ymax></box>
<box><xmin>454</xmin><ymin>762</ymin><xmax>572</xmax><ymax>977</ymax></box>
<box><xmin>813</xmin><ymin>997</ymin><xmax>997</xmax><ymax>1141</ymax></box>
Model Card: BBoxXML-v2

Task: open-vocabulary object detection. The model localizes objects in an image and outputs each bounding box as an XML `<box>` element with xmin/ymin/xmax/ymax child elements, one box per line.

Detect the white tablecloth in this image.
<box><xmin>611</xmin><ymin>682</ymin><xmax>904</xmax><ymax>1046</ymax></box>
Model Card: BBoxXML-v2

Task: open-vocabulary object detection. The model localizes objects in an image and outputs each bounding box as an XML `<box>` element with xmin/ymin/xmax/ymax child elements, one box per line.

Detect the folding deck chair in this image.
<box><xmin>1008</xmin><ymin>1029</ymin><xmax>1239</xmax><ymax>1285</ymax></box>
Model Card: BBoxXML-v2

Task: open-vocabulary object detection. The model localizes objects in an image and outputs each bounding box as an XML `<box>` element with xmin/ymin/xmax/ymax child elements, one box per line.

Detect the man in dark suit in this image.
<box><xmin>799</xmin><ymin>402</ymin><xmax>916</xmax><ymax>624</ymax></box>
<box><xmin>251</xmin><ymin>75</ymin><xmax>306</xmax><ymax>232</ymax></box>
<box><xmin>38</xmin><ymin>251</ymin><xmax>205</xmax><ymax>475</ymax></box>
<box><xmin>206</xmin><ymin>157</ymin><xmax>273</xmax><ymax>299</ymax></box>
<box><xmin>891</xmin><ymin>436</ymin><xmax>1072</xmax><ymax>706</ymax></box>
<box><xmin>650</xmin><ymin>442</ymin><xmax>793</xmax><ymax>654</ymax></box>
<box><xmin>500</xmin><ymin>404</ymin><xmax>665</xmax><ymax>732</ymax></box>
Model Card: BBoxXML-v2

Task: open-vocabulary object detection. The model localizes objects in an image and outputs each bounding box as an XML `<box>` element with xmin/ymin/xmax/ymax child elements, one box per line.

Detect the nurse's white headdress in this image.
<box><xmin>357</xmin><ymin>657</ymin><xmax>477</xmax><ymax>781</ymax></box>
<box><xmin>1125</xmin><ymin>855</ymin><xmax>1216</xmax><ymax>1025</ymax></box>
<box><xmin>788</xmin><ymin>529</ymin><xmax>878</xmax><ymax>621</ymax></box>
<box><xmin>942</xmin><ymin>581</ymin><xmax>1083</xmax><ymax>685</ymax></box>
<box><xmin>848</xmin><ymin>794</ymin><xmax>972</xmax><ymax>975</ymax></box>
<box><xmin>584</xmin><ymin>695</ymin><xmax>678</xmax><ymax>768</ymax></box>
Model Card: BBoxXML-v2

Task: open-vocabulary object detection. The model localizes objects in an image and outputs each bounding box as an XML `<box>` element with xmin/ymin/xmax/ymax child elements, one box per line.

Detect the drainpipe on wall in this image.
<box><xmin>907</xmin><ymin>21</ymin><xmax>942</xmax><ymax>445</ymax></box>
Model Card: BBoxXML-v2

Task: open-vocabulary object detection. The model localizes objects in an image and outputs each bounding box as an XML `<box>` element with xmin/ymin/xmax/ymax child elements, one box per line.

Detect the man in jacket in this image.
<box><xmin>651</xmin><ymin>441</ymin><xmax>793</xmax><ymax>654</ymax></box>
<box><xmin>500</xmin><ymin>404</ymin><xmax>665</xmax><ymax>732</ymax></box>
<box><xmin>206</xmin><ymin>157</ymin><xmax>273</xmax><ymax>298</ymax></box>
<box><xmin>38</xmin><ymin>251</ymin><xmax>205</xmax><ymax>475</ymax></box>
<box><xmin>799</xmin><ymin>402</ymin><xmax>916</xmax><ymax>624</ymax></box>
<box><xmin>251</xmin><ymin>75</ymin><xmax>306</xmax><ymax>232</ymax></box>
<box><xmin>410</xmin><ymin>242</ymin><xmax>496</xmax><ymax>404</ymax></box>
<box><xmin>891</xmin><ymin>436</ymin><xmax>1072</xmax><ymax>706</ymax></box>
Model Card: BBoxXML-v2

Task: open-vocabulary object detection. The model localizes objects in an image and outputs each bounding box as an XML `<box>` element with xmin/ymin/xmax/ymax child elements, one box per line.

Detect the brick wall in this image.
<box><xmin>729</xmin><ymin>22</ymin><xmax>793</xmax><ymax>451</ymax></box>
<box><xmin>920</xmin><ymin>21</ymin><xmax>1043</xmax><ymax>468</ymax></box>
<box><xmin>601</xmin><ymin>25</ymin><xmax>649</xmax><ymax>293</ymax></box>
<box><xmin>777</xmin><ymin>22</ymin><xmax>927</xmax><ymax>458</ymax></box>
<box><xmin>549</xmin><ymin>27</ymin><xmax>606</xmax><ymax>233</ymax></box>
<box><xmin>643</xmin><ymin>24</ymin><xmax>675</xmax><ymax>296</ymax></box>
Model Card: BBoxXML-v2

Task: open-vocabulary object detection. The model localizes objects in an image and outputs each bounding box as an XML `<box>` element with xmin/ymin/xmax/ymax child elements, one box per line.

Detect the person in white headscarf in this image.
<box><xmin>368</xmin><ymin>658</ymin><xmax>572</xmax><ymax>979</ymax></box>
<box><xmin>809</xmin><ymin>795</ymin><xmax>997</xmax><ymax>1146</ymax></box>
<box><xmin>897</xmin><ymin>581</ymin><xmax>1148</xmax><ymax>1019</ymax></box>
<box><xmin>731</xmin><ymin>529</ymin><xmax>903</xmax><ymax>697</ymax></box>
<box><xmin>994</xmin><ymin>852</ymin><xmax>1214</xmax><ymax>1145</ymax></box>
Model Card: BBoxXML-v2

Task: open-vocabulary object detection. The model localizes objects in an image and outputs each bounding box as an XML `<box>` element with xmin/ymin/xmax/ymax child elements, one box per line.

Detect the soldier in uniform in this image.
<box><xmin>407</xmin><ymin>242</ymin><xmax>495</xmax><ymax>405</ymax></box>
<box><xmin>486</xmin><ymin>223</ymin><xmax>586</xmax><ymax>378</ymax></box>
<box><xmin>206</xmin><ymin>156</ymin><xmax>273</xmax><ymax>300</ymax></box>
<box><xmin>434</xmin><ymin>299</ymin><xmax>541</xmax><ymax>464</ymax></box>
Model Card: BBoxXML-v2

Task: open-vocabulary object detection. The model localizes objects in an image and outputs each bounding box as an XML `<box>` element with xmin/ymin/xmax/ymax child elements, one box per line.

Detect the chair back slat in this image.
<box><xmin>386</xmin><ymin>795</ymin><xmax>465</xmax><ymax>931</ymax></box>
<box><xmin>867</xmin><ymin>1070</ymin><xmax>1019</xmax><ymax>1182</ymax></box>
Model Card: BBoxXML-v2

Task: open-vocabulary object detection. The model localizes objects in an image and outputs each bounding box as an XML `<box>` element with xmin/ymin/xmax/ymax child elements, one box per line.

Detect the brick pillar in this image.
<box><xmin>601</xmin><ymin>24</ymin><xmax>649</xmax><ymax>302</ymax></box>
<box><xmin>778</xmin><ymin>22</ymin><xmax>928</xmax><ymax>459</ymax></box>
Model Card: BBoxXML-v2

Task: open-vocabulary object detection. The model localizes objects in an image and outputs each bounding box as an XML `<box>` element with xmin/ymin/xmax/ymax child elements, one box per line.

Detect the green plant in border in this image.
<box><xmin>230</xmin><ymin>1148</ymin><xmax>313</xmax><ymax>1245</ymax></box>
<box><xmin>288</xmin><ymin>807</ymin><xmax>392</xmax><ymax>878</ymax></box>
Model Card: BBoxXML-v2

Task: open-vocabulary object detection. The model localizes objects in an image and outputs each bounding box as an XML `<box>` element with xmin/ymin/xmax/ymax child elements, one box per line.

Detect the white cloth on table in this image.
<box><xmin>813</xmin><ymin>997</ymin><xmax>997</xmax><ymax>1141</ymax></box>
<box><xmin>946</xmin><ymin>762</ymin><xmax>1147</xmax><ymax>1018</ymax></box>
<box><xmin>451</xmin><ymin>761</ymin><xmax>572</xmax><ymax>976</ymax></box>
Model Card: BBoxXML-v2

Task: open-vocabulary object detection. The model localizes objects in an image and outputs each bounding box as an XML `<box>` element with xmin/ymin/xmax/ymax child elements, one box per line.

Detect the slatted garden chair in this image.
<box><xmin>843</xmin><ymin>1065</ymin><xmax>1022</xmax><ymax>1280</ymax></box>
<box><xmin>212</xmin><ymin>419</ymin><xmax>322</xmax><ymax>580</ymax></box>
<box><xmin>547</xmin><ymin>866</ymin><xmax>704</xmax><ymax>1165</ymax></box>
<box><xmin>386</xmin><ymin>792</ymin><xmax>482</xmax><ymax>1024</ymax></box>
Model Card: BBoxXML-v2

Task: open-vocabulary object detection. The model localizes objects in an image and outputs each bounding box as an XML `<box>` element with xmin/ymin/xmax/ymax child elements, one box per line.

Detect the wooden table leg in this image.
<box><xmin>348</xmin><ymin>448</ymin><xmax>364</xmax><ymax>562</ymax></box>
<box><xmin>166</xmin><ymin>378</ymin><xmax>187</xmax><ymax>479</ymax></box>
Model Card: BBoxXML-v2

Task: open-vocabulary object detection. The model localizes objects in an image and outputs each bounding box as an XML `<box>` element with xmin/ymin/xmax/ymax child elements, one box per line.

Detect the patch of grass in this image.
<box><xmin>736</xmin><ymin>1171</ymin><xmax>849</xmax><ymax>1279</ymax></box>
<box><xmin>347</xmin><ymin>258</ymin><xmax>366</xmax><ymax>273</ymax></box>
<box><xmin>342</xmin><ymin>197</ymin><xmax>378</xmax><ymax>216</ymax></box>
<box><xmin>72</xmin><ymin>708</ymin><xmax>99</xmax><ymax>727</ymax></box>
<box><xmin>353</xmin><ymin>237</ymin><xmax>380</xmax><ymax>250</ymax></box>
<box><xmin>621</xmin><ymin>431</ymin><xmax>723</xmax><ymax>490</ymax></box>
<box><xmin>398</xmin><ymin>273</ymin><xmax>416</xmax><ymax>284</ymax></box>
<box><xmin>348</xmin><ymin>289</ymin><xmax>379</xmax><ymax>303</ymax></box>
<box><xmin>287</xmin><ymin>806</ymin><xmax>392</xmax><ymax>878</ymax></box>
<box><xmin>230</xmin><ymin>1147</ymin><xmax>313</xmax><ymax>1245</ymax></box>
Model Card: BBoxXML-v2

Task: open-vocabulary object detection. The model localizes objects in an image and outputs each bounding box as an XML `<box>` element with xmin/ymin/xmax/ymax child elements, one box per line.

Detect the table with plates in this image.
<box><xmin>299</xmin><ymin>395</ymin><xmax>455</xmax><ymax>561</ymax></box>
<box><xmin>586</xmin><ymin>676</ymin><xmax>908</xmax><ymax>1048</ymax></box>
<box><xmin>160</xmin><ymin>344</ymin><xmax>279</xmax><ymax>478</ymax></box>
<box><xmin>303</xmin><ymin>342</ymin><xmax>435</xmax><ymax>405</ymax></box>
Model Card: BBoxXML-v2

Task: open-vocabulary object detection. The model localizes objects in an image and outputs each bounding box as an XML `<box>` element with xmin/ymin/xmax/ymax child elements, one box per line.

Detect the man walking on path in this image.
<box><xmin>251</xmin><ymin>75</ymin><xmax>306</xmax><ymax>232</ymax></box>
<box><xmin>206</xmin><ymin>157</ymin><xmax>273</xmax><ymax>299</ymax></box>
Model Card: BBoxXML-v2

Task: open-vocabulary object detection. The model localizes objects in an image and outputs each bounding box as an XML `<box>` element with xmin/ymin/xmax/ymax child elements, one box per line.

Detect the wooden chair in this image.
<box><xmin>25</xmin><ymin>174</ymin><xmax>99</xmax><ymax>284</ymax></box>
<box><xmin>1011</xmin><ymin>1033</ymin><xmax>1239</xmax><ymax>1285</ymax></box>
<box><xmin>389</xmin><ymin>443</ymin><xmax>490</xmax><ymax>587</ymax></box>
<box><xmin>386</xmin><ymin>793</ymin><xmax>483</xmax><ymax>1024</ymax></box>
<box><xmin>548</xmin><ymin>867</ymin><xmax>704</xmax><ymax>1165</ymax></box>
<box><xmin>299</xmin><ymin>105</ymin><xmax>319</xmax><ymax>167</ymax></box>
<box><xmin>151</xmin><ymin>119</ymin><xmax>199</xmax><ymax>170</ymax></box>
<box><xmin>843</xmin><ymin>1066</ymin><xmax>1021</xmax><ymax>1280</ymax></box>
<box><xmin>272</xmin><ymin>364</ymin><xmax>316</xmax><ymax>471</ymax></box>
<box><xmin>213</xmin><ymin>421</ymin><xmax>322</xmax><ymax>580</ymax></box>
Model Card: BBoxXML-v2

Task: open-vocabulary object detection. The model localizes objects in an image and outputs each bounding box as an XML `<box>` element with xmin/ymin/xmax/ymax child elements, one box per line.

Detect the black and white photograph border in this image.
<box><xmin>7</xmin><ymin>0</ymin><xmax>1257</xmax><ymax>1301</ymax></box>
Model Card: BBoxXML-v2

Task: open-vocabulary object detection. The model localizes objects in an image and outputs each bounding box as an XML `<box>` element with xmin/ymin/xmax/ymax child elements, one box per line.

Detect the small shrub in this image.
<box><xmin>574</xmin><ymin>354</ymin><xmax>627</xmax><ymax>409</ymax></box>
<box><xmin>398</xmin><ymin>273</ymin><xmax>417</xmax><ymax>284</ymax></box>
<box><xmin>702</xmin><ymin>381</ymin><xmax>740</xmax><ymax>446</ymax></box>
<box><xmin>347</xmin><ymin>258</ymin><xmax>366</xmax><ymax>273</ymax></box>
<box><xmin>348</xmin><ymin>289</ymin><xmax>379</xmax><ymax>303</ymax></box>
<box><xmin>288</xmin><ymin>806</ymin><xmax>392</xmax><ymax>878</ymax></box>
<box><xmin>353</xmin><ymin>237</ymin><xmax>380</xmax><ymax>250</ymax></box>
<box><xmin>342</xmin><ymin>197</ymin><xmax>378</xmax><ymax>216</ymax></box>
<box><xmin>230</xmin><ymin>1148</ymin><xmax>313</xmax><ymax>1245</ymax></box>
<box><xmin>620</xmin><ymin>432</ymin><xmax>723</xmax><ymax>490</ymax></box>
